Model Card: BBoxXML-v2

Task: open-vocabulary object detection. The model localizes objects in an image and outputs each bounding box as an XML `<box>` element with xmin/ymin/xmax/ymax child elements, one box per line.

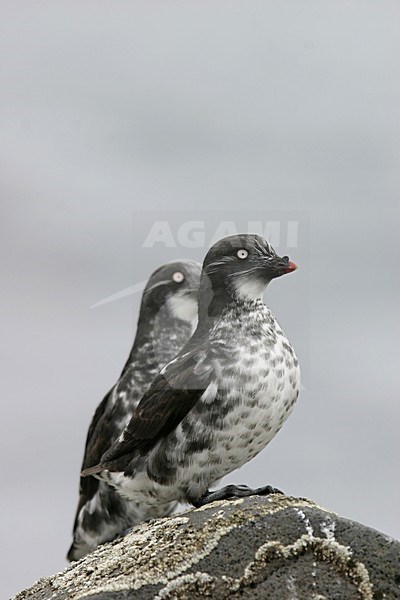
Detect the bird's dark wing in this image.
<box><xmin>81</xmin><ymin>388</ymin><xmax>115</xmax><ymax>469</ymax></box>
<box><xmin>78</xmin><ymin>356</ymin><xmax>149</xmax><ymax>476</ymax></box>
<box><xmin>97</xmin><ymin>346</ymin><xmax>212</xmax><ymax>467</ymax></box>
<box><xmin>71</xmin><ymin>387</ymin><xmax>115</xmax><ymax>527</ymax></box>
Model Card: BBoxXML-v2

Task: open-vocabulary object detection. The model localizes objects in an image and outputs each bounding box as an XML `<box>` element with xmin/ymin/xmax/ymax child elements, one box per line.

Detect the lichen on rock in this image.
<box><xmin>13</xmin><ymin>495</ymin><xmax>400</xmax><ymax>600</ymax></box>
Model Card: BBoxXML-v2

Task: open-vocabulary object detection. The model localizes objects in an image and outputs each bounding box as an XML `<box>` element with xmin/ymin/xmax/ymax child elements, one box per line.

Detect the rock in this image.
<box><xmin>14</xmin><ymin>495</ymin><xmax>400</xmax><ymax>600</ymax></box>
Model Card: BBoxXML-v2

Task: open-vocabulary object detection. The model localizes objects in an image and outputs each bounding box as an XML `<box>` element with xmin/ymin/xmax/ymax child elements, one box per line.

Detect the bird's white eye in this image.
<box><xmin>237</xmin><ymin>249</ymin><xmax>248</xmax><ymax>259</ymax></box>
<box><xmin>172</xmin><ymin>271</ymin><xmax>185</xmax><ymax>283</ymax></box>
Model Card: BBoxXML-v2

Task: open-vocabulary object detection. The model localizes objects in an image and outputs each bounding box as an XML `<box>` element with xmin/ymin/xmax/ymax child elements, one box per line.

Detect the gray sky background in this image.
<box><xmin>1</xmin><ymin>1</ymin><xmax>399</xmax><ymax>597</ymax></box>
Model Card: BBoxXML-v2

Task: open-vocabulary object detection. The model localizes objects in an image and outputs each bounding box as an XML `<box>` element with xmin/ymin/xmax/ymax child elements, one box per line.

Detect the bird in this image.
<box><xmin>68</xmin><ymin>259</ymin><xmax>202</xmax><ymax>561</ymax></box>
<box><xmin>81</xmin><ymin>234</ymin><xmax>300</xmax><ymax>513</ymax></box>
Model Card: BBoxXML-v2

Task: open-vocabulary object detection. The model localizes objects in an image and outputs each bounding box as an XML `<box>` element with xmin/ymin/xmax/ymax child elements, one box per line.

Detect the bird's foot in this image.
<box><xmin>190</xmin><ymin>483</ymin><xmax>283</xmax><ymax>508</ymax></box>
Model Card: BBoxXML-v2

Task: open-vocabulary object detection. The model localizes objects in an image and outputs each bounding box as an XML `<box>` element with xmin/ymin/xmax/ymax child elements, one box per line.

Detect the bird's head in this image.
<box><xmin>142</xmin><ymin>259</ymin><xmax>201</xmax><ymax>323</ymax></box>
<box><xmin>201</xmin><ymin>234</ymin><xmax>297</xmax><ymax>307</ymax></box>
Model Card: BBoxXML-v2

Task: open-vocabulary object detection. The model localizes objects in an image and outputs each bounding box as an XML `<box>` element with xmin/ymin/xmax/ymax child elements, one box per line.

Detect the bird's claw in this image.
<box><xmin>190</xmin><ymin>483</ymin><xmax>284</xmax><ymax>507</ymax></box>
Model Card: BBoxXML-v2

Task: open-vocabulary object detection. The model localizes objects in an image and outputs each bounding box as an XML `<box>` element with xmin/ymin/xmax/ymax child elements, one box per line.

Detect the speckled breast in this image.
<box><xmin>150</xmin><ymin>303</ymin><xmax>300</xmax><ymax>499</ymax></box>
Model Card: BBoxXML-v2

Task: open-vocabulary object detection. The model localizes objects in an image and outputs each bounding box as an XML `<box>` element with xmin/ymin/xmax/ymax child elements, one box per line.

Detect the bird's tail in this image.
<box><xmin>67</xmin><ymin>537</ymin><xmax>92</xmax><ymax>562</ymax></box>
<box><xmin>81</xmin><ymin>464</ymin><xmax>104</xmax><ymax>477</ymax></box>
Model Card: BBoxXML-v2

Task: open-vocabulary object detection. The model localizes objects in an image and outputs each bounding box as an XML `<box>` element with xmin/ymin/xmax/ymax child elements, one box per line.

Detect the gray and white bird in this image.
<box><xmin>68</xmin><ymin>260</ymin><xmax>201</xmax><ymax>561</ymax></box>
<box><xmin>82</xmin><ymin>234</ymin><xmax>300</xmax><ymax>511</ymax></box>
